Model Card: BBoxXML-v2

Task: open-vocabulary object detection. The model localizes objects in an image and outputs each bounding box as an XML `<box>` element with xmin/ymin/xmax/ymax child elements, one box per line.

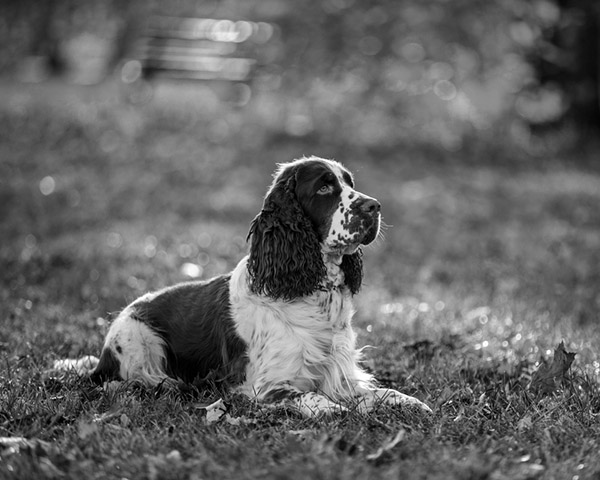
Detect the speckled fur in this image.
<box><xmin>321</xmin><ymin>160</ymin><xmax>380</xmax><ymax>254</ymax></box>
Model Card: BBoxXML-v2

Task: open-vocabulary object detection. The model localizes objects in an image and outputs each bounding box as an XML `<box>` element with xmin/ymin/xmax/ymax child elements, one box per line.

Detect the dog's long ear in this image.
<box><xmin>247</xmin><ymin>166</ymin><xmax>325</xmax><ymax>300</ymax></box>
<box><xmin>341</xmin><ymin>248</ymin><xmax>363</xmax><ymax>295</ymax></box>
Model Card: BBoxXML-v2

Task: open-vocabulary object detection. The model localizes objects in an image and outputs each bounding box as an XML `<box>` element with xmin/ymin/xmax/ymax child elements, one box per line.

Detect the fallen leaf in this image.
<box><xmin>200</xmin><ymin>398</ymin><xmax>228</xmax><ymax>424</ymax></box>
<box><xmin>434</xmin><ymin>385</ymin><xmax>455</xmax><ymax>408</ymax></box>
<box><xmin>529</xmin><ymin>341</ymin><xmax>576</xmax><ymax>395</ymax></box>
<box><xmin>223</xmin><ymin>414</ymin><xmax>241</xmax><ymax>425</ymax></box>
<box><xmin>517</xmin><ymin>415</ymin><xmax>533</xmax><ymax>432</ymax></box>
<box><xmin>366</xmin><ymin>429</ymin><xmax>405</xmax><ymax>461</ymax></box>
<box><xmin>120</xmin><ymin>413</ymin><xmax>131</xmax><ymax>428</ymax></box>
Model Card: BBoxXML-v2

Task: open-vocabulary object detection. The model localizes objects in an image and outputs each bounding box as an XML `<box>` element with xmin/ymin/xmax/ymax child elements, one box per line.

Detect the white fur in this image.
<box><xmin>230</xmin><ymin>256</ymin><xmax>372</xmax><ymax>401</ymax></box>
<box><xmin>102</xmin><ymin>306</ymin><xmax>169</xmax><ymax>385</ymax></box>
<box><xmin>230</xmin><ymin>256</ymin><xmax>432</xmax><ymax>414</ymax></box>
<box><xmin>319</xmin><ymin>159</ymin><xmax>374</xmax><ymax>254</ymax></box>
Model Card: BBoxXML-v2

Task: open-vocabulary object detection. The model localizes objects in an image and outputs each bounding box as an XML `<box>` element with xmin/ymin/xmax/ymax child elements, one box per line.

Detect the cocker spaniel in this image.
<box><xmin>90</xmin><ymin>156</ymin><xmax>431</xmax><ymax>416</ymax></box>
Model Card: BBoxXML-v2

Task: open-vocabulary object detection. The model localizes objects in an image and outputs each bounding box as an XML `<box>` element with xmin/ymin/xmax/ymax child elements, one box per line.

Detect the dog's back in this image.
<box><xmin>91</xmin><ymin>274</ymin><xmax>247</xmax><ymax>385</ymax></box>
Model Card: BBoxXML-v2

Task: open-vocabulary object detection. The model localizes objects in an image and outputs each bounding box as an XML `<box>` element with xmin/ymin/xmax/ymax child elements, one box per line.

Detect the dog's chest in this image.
<box><xmin>315</xmin><ymin>288</ymin><xmax>350</xmax><ymax>331</ymax></box>
<box><xmin>233</xmin><ymin>292</ymin><xmax>354</xmax><ymax>366</ymax></box>
<box><xmin>234</xmin><ymin>289</ymin><xmax>352</xmax><ymax>341</ymax></box>
<box><xmin>230</xmin><ymin>258</ymin><xmax>357</xmax><ymax>371</ymax></box>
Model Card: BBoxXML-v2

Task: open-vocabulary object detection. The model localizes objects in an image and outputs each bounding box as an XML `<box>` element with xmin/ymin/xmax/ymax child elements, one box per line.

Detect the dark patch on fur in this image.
<box><xmin>263</xmin><ymin>385</ymin><xmax>303</xmax><ymax>402</ymax></box>
<box><xmin>341</xmin><ymin>248</ymin><xmax>363</xmax><ymax>295</ymax></box>
<box><xmin>130</xmin><ymin>274</ymin><xmax>247</xmax><ymax>384</ymax></box>
<box><xmin>341</xmin><ymin>170</ymin><xmax>354</xmax><ymax>188</ymax></box>
<box><xmin>247</xmin><ymin>162</ymin><xmax>328</xmax><ymax>300</ymax></box>
<box><xmin>90</xmin><ymin>347</ymin><xmax>121</xmax><ymax>384</ymax></box>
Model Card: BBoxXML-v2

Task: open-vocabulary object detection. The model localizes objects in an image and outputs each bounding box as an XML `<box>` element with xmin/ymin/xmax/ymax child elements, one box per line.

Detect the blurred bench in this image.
<box><xmin>124</xmin><ymin>16</ymin><xmax>275</xmax><ymax>84</ymax></box>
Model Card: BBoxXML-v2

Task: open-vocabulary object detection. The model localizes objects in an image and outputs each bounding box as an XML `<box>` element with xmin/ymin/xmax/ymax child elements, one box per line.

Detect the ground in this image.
<box><xmin>1</xmin><ymin>80</ymin><xmax>600</xmax><ymax>479</ymax></box>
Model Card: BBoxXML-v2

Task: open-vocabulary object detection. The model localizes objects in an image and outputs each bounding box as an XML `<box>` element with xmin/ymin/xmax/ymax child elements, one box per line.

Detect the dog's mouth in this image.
<box><xmin>323</xmin><ymin>212</ymin><xmax>380</xmax><ymax>254</ymax></box>
<box><xmin>360</xmin><ymin>217</ymin><xmax>380</xmax><ymax>246</ymax></box>
<box><xmin>353</xmin><ymin>208</ymin><xmax>381</xmax><ymax>245</ymax></box>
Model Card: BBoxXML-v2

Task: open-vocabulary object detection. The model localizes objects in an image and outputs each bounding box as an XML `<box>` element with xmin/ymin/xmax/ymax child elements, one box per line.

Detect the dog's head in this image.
<box><xmin>247</xmin><ymin>156</ymin><xmax>381</xmax><ymax>300</ymax></box>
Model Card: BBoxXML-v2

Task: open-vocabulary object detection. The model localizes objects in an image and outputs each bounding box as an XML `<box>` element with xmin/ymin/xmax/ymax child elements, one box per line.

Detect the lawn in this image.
<box><xmin>2</xmin><ymin>80</ymin><xmax>600</xmax><ymax>479</ymax></box>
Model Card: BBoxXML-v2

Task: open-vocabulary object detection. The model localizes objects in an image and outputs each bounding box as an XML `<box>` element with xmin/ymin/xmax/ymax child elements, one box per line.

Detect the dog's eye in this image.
<box><xmin>317</xmin><ymin>184</ymin><xmax>334</xmax><ymax>195</ymax></box>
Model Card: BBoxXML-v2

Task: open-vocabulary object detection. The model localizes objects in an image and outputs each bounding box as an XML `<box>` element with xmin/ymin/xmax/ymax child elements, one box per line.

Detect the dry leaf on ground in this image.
<box><xmin>529</xmin><ymin>341</ymin><xmax>576</xmax><ymax>395</ymax></box>
<box><xmin>366</xmin><ymin>430</ymin><xmax>406</xmax><ymax>461</ymax></box>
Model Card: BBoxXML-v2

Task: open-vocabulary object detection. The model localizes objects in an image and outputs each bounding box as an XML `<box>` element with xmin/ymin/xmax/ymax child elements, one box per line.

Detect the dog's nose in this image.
<box><xmin>360</xmin><ymin>198</ymin><xmax>381</xmax><ymax>214</ymax></box>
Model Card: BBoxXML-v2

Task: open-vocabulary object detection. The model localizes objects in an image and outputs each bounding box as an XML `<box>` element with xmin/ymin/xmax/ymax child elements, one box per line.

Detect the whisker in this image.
<box><xmin>373</xmin><ymin>218</ymin><xmax>392</xmax><ymax>246</ymax></box>
<box><xmin>380</xmin><ymin>219</ymin><xmax>393</xmax><ymax>230</ymax></box>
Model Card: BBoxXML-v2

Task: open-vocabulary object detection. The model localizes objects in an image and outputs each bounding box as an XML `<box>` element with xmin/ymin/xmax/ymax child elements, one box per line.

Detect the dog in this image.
<box><xmin>89</xmin><ymin>156</ymin><xmax>431</xmax><ymax>416</ymax></box>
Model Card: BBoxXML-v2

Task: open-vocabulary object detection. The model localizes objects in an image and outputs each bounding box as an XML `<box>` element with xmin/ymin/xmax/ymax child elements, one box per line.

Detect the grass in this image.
<box><xmin>2</xmin><ymin>80</ymin><xmax>600</xmax><ymax>479</ymax></box>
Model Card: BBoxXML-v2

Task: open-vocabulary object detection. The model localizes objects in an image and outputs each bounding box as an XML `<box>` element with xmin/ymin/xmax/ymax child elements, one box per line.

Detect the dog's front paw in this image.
<box><xmin>372</xmin><ymin>388</ymin><xmax>433</xmax><ymax>413</ymax></box>
<box><xmin>296</xmin><ymin>392</ymin><xmax>348</xmax><ymax>417</ymax></box>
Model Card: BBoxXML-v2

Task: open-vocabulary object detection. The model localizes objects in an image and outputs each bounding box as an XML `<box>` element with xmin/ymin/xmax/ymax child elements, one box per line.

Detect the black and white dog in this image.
<box><xmin>90</xmin><ymin>156</ymin><xmax>431</xmax><ymax>416</ymax></box>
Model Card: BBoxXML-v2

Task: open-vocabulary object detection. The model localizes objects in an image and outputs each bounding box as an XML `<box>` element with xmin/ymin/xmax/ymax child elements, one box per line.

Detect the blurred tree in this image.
<box><xmin>0</xmin><ymin>0</ymin><xmax>138</xmax><ymax>83</ymax></box>
<box><xmin>1</xmin><ymin>0</ymin><xmax>598</xmax><ymax>149</ymax></box>
<box><xmin>547</xmin><ymin>0</ymin><xmax>599</xmax><ymax>129</ymax></box>
<box><xmin>0</xmin><ymin>0</ymin><xmax>62</xmax><ymax>77</ymax></box>
<box><xmin>518</xmin><ymin>0</ymin><xmax>600</xmax><ymax>135</ymax></box>
<box><xmin>28</xmin><ymin>0</ymin><xmax>66</xmax><ymax>75</ymax></box>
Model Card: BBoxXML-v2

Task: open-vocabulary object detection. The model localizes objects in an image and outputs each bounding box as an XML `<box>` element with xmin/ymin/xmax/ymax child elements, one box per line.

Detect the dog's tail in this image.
<box><xmin>89</xmin><ymin>347</ymin><xmax>121</xmax><ymax>384</ymax></box>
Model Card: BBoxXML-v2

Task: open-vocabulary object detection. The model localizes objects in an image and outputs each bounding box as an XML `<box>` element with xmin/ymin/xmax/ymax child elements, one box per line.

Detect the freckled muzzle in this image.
<box><xmin>334</xmin><ymin>194</ymin><xmax>381</xmax><ymax>249</ymax></box>
<box><xmin>323</xmin><ymin>189</ymin><xmax>381</xmax><ymax>254</ymax></box>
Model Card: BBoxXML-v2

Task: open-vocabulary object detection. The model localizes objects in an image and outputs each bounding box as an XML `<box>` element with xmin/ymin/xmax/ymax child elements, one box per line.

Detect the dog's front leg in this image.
<box><xmin>355</xmin><ymin>388</ymin><xmax>432</xmax><ymax>413</ymax></box>
<box><xmin>254</xmin><ymin>384</ymin><xmax>348</xmax><ymax>417</ymax></box>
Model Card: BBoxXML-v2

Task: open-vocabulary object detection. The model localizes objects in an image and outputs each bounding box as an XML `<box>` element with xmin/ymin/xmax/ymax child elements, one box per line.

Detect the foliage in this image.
<box><xmin>1</xmin><ymin>0</ymin><xmax>598</xmax><ymax>152</ymax></box>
